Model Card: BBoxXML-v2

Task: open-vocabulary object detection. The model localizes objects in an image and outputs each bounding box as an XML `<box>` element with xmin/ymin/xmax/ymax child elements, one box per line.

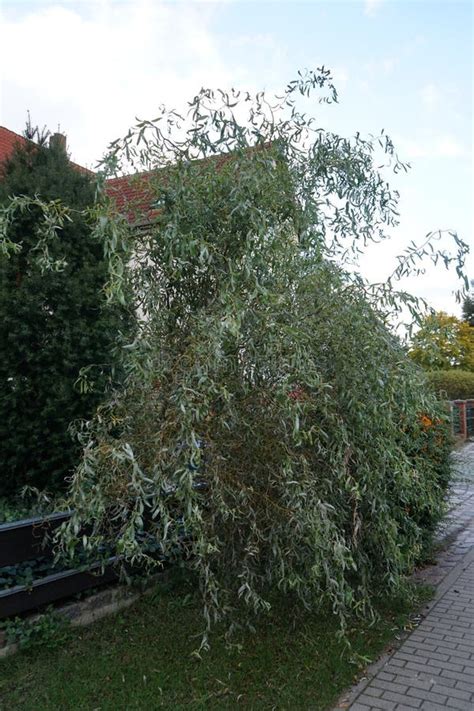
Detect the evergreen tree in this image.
<box><xmin>462</xmin><ymin>282</ymin><xmax>474</xmax><ymax>326</ymax></box>
<box><xmin>0</xmin><ymin>128</ymin><xmax>128</xmax><ymax>495</ymax></box>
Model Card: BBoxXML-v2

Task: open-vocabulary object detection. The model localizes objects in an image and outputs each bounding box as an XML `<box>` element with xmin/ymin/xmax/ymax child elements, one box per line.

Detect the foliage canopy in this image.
<box><xmin>409</xmin><ymin>311</ymin><xmax>474</xmax><ymax>372</ymax></box>
<box><xmin>2</xmin><ymin>71</ymin><xmax>465</xmax><ymax>643</ymax></box>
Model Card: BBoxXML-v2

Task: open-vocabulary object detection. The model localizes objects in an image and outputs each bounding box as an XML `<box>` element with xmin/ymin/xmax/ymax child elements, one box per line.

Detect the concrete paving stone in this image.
<box><xmin>405</xmin><ymin>686</ymin><xmax>448</xmax><ymax>705</ymax></box>
<box><xmin>411</xmin><ymin>656</ymin><xmax>465</xmax><ymax>672</ymax></box>
<box><xmin>430</xmin><ymin>676</ymin><xmax>457</xmax><ymax>689</ymax></box>
<box><xmin>405</xmin><ymin>660</ymin><xmax>444</xmax><ymax>676</ymax></box>
<box><xmin>443</xmin><ymin>634</ymin><xmax>472</xmax><ymax>645</ymax></box>
<box><xmin>455</xmin><ymin>643</ymin><xmax>474</xmax><ymax>653</ymax></box>
<box><xmin>454</xmin><ymin>680</ymin><xmax>474</xmax><ymax>693</ymax></box>
<box><xmin>382</xmin><ymin>691</ymin><xmax>422</xmax><ymax>707</ymax></box>
<box><xmin>399</xmin><ymin>650</ymin><xmax>451</xmax><ymax>663</ymax></box>
<box><xmin>392</xmin><ymin>677</ymin><xmax>437</xmax><ymax>693</ymax></box>
<box><xmin>370</xmin><ymin>680</ymin><xmax>409</xmax><ymax>695</ymax></box>
<box><xmin>412</xmin><ymin>631</ymin><xmax>447</xmax><ymax>643</ymax></box>
<box><xmin>424</xmin><ymin>622</ymin><xmax>469</xmax><ymax>636</ymax></box>
<box><xmin>364</xmin><ymin>686</ymin><xmax>384</xmax><ymax>698</ymax></box>
<box><xmin>430</xmin><ymin>684</ymin><xmax>472</xmax><ymax>701</ymax></box>
<box><xmin>377</xmin><ymin>671</ymin><xmax>396</xmax><ymax>682</ymax></box>
<box><xmin>441</xmin><ymin>668</ymin><xmax>474</xmax><ymax>684</ymax></box>
<box><xmin>430</xmin><ymin>641</ymin><xmax>458</xmax><ymax>651</ymax></box>
<box><xmin>430</xmin><ymin>614</ymin><xmax>473</xmax><ymax>625</ymax></box>
<box><xmin>403</xmin><ymin>641</ymin><xmax>438</xmax><ymax>652</ymax></box>
<box><xmin>445</xmin><ymin>699</ymin><xmax>473</xmax><ymax>711</ymax></box>
<box><xmin>420</xmin><ymin>702</ymin><xmax>454</xmax><ymax>711</ymax></box>
<box><xmin>381</xmin><ymin>664</ymin><xmax>419</xmax><ymax>679</ymax></box>
<box><xmin>389</xmin><ymin>658</ymin><xmax>407</xmax><ymax>667</ymax></box>
<box><xmin>356</xmin><ymin>696</ymin><xmax>396</xmax><ymax>710</ymax></box>
<box><xmin>446</xmin><ymin>648</ymin><xmax>472</xmax><ymax>662</ymax></box>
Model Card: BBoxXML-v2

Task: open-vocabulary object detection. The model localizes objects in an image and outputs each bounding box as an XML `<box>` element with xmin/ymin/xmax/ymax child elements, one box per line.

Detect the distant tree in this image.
<box><xmin>0</xmin><ymin>127</ymin><xmax>129</xmax><ymax>496</ymax></box>
<box><xmin>409</xmin><ymin>311</ymin><xmax>474</xmax><ymax>371</ymax></box>
<box><xmin>462</xmin><ymin>282</ymin><xmax>474</xmax><ymax>326</ymax></box>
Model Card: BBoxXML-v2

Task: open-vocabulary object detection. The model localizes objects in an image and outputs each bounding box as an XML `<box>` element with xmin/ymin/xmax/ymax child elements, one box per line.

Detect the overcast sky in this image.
<box><xmin>0</xmin><ymin>0</ymin><xmax>472</xmax><ymax>317</ymax></box>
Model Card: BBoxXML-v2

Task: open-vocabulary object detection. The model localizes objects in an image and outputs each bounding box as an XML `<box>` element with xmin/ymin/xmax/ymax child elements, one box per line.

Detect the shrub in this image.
<box><xmin>0</xmin><ymin>490</ymin><xmax>55</xmax><ymax>523</ymax></box>
<box><xmin>427</xmin><ymin>370</ymin><xmax>474</xmax><ymax>401</ymax></box>
<box><xmin>1</xmin><ymin>608</ymin><xmax>70</xmax><ymax>651</ymax></box>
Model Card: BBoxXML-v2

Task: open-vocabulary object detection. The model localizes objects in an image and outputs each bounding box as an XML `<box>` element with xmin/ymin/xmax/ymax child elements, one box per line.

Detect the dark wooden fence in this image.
<box><xmin>0</xmin><ymin>512</ymin><xmax>119</xmax><ymax>619</ymax></box>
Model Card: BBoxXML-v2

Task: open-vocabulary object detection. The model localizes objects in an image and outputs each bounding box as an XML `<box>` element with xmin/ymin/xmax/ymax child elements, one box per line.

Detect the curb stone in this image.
<box><xmin>332</xmin><ymin>482</ymin><xmax>474</xmax><ymax>711</ymax></box>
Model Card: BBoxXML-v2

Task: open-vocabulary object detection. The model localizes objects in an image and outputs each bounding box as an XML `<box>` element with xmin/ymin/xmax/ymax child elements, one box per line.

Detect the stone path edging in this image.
<box><xmin>333</xmin><ymin>474</ymin><xmax>474</xmax><ymax>711</ymax></box>
<box><xmin>334</xmin><ymin>545</ymin><xmax>474</xmax><ymax>710</ymax></box>
<box><xmin>0</xmin><ymin>571</ymin><xmax>167</xmax><ymax>659</ymax></box>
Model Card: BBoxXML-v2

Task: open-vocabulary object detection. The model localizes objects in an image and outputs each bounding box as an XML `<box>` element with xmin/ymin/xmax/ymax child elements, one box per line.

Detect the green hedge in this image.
<box><xmin>0</xmin><ymin>133</ymin><xmax>130</xmax><ymax>497</ymax></box>
<box><xmin>427</xmin><ymin>370</ymin><xmax>474</xmax><ymax>401</ymax></box>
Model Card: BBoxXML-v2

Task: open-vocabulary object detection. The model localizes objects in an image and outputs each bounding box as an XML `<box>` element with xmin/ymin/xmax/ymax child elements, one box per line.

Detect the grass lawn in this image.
<box><xmin>0</xmin><ymin>573</ymin><xmax>431</xmax><ymax>711</ymax></box>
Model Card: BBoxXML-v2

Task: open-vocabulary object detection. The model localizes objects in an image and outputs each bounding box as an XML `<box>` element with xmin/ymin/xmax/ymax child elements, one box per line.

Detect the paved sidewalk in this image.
<box><xmin>335</xmin><ymin>444</ymin><xmax>474</xmax><ymax>711</ymax></box>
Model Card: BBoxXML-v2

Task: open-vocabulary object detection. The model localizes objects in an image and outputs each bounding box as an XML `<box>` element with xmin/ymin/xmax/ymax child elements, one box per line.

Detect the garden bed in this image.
<box><xmin>0</xmin><ymin>511</ymin><xmax>167</xmax><ymax>621</ymax></box>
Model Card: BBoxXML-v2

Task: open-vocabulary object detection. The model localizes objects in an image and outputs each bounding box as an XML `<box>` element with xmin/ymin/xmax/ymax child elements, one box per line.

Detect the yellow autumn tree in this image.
<box><xmin>409</xmin><ymin>311</ymin><xmax>474</xmax><ymax>371</ymax></box>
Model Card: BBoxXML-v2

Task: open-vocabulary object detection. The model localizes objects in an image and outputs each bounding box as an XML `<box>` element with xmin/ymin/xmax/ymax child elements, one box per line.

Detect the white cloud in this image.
<box><xmin>436</xmin><ymin>135</ymin><xmax>465</xmax><ymax>158</ymax></box>
<box><xmin>0</xmin><ymin>1</ymin><xmax>237</xmax><ymax>167</ymax></box>
<box><xmin>398</xmin><ymin>134</ymin><xmax>466</xmax><ymax>159</ymax></box>
<box><xmin>382</xmin><ymin>57</ymin><xmax>398</xmax><ymax>73</ymax></box>
<box><xmin>364</xmin><ymin>0</ymin><xmax>384</xmax><ymax>17</ymax></box>
<box><xmin>332</xmin><ymin>66</ymin><xmax>349</xmax><ymax>85</ymax></box>
<box><xmin>359</xmin><ymin>219</ymin><xmax>470</xmax><ymax>318</ymax></box>
<box><xmin>421</xmin><ymin>83</ymin><xmax>441</xmax><ymax>108</ymax></box>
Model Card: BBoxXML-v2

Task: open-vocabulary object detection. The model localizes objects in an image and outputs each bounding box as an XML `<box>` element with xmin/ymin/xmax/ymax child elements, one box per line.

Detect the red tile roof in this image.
<box><xmin>0</xmin><ymin>126</ymin><xmax>28</xmax><ymax>165</ymax></box>
<box><xmin>104</xmin><ymin>150</ymin><xmax>247</xmax><ymax>226</ymax></box>
<box><xmin>2</xmin><ymin>126</ymin><xmax>271</xmax><ymax>228</ymax></box>
<box><xmin>105</xmin><ymin>170</ymin><xmax>158</xmax><ymax>226</ymax></box>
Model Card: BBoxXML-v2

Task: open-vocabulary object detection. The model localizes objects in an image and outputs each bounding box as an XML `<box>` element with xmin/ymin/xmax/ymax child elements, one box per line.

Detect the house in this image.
<box><xmin>104</xmin><ymin>150</ymin><xmax>243</xmax><ymax>228</ymax></box>
<box><xmin>1</xmin><ymin>125</ymin><xmax>272</xmax><ymax>228</ymax></box>
<box><xmin>0</xmin><ymin>125</ymin><xmax>156</xmax><ymax>225</ymax></box>
<box><xmin>105</xmin><ymin>170</ymin><xmax>158</xmax><ymax>227</ymax></box>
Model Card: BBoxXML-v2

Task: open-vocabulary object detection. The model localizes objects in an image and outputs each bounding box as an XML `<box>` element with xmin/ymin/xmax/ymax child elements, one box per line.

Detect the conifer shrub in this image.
<box><xmin>0</xmin><ymin>129</ymin><xmax>130</xmax><ymax>495</ymax></box>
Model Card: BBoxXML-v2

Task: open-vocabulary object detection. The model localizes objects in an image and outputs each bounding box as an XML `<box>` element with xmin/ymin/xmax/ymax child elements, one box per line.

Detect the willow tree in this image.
<box><xmin>3</xmin><ymin>70</ymin><xmax>466</xmax><ymax>643</ymax></box>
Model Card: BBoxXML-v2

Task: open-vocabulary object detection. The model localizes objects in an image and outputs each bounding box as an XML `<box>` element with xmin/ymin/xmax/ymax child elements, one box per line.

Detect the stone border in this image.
<box><xmin>0</xmin><ymin>572</ymin><xmax>167</xmax><ymax>659</ymax></box>
<box><xmin>333</xmin><ymin>483</ymin><xmax>474</xmax><ymax>710</ymax></box>
<box><xmin>334</xmin><ymin>545</ymin><xmax>474</xmax><ymax>709</ymax></box>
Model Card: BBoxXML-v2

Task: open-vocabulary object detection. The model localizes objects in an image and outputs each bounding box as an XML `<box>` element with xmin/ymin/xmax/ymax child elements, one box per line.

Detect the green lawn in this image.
<box><xmin>0</xmin><ymin>574</ymin><xmax>431</xmax><ymax>711</ymax></box>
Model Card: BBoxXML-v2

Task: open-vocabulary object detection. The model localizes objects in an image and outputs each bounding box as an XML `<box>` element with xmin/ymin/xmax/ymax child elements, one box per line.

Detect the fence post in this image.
<box><xmin>466</xmin><ymin>399</ymin><xmax>474</xmax><ymax>438</ymax></box>
<box><xmin>454</xmin><ymin>400</ymin><xmax>467</xmax><ymax>440</ymax></box>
